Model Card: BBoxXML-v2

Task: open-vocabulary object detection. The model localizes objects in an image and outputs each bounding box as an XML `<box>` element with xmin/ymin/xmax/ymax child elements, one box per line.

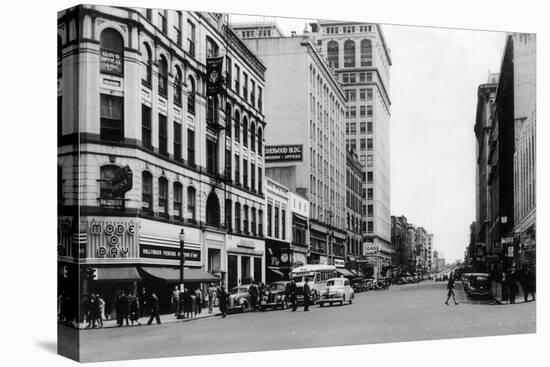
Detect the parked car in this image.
<box><xmin>319</xmin><ymin>278</ymin><xmax>354</xmax><ymax>307</ymax></box>
<box><xmin>363</xmin><ymin>278</ymin><xmax>376</xmax><ymax>290</ymax></box>
<box><xmin>463</xmin><ymin>273</ymin><xmax>491</xmax><ymax>298</ymax></box>
<box><xmin>260</xmin><ymin>281</ymin><xmax>290</xmax><ymax>310</ymax></box>
<box><xmin>351</xmin><ymin>278</ymin><xmax>367</xmax><ymax>293</ymax></box>
<box><xmin>228</xmin><ymin>284</ymin><xmax>252</xmax><ymax>312</ymax></box>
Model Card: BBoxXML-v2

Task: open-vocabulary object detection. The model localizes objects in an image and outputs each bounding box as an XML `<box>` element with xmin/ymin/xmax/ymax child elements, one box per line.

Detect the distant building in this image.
<box><xmin>242</xmin><ymin>36</ymin><xmax>348</xmax><ymax>267</ymax></box>
<box><xmin>265</xmin><ymin>178</ymin><xmax>291</xmax><ymax>282</ymax></box>
<box><xmin>231</xmin><ymin>22</ymin><xmax>284</xmax><ymax>39</ymax></box>
<box><xmin>346</xmin><ymin>149</ymin><xmax>365</xmax><ymax>273</ymax></box>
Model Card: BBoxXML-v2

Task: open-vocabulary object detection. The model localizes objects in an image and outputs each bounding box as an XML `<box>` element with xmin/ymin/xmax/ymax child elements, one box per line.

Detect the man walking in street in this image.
<box><xmin>115</xmin><ymin>291</ymin><xmax>126</xmax><ymax>327</ymax></box>
<box><xmin>147</xmin><ymin>293</ymin><xmax>161</xmax><ymax>325</ymax></box>
<box><xmin>249</xmin><ymin>281</ymin><xmax>259</xmax><ymax>311</ymax></box>
<box><xmin>303</xmin><ymin>278</ymin><xmax>312</xmax><ymax>311</ymax></box>
<box><xmin>218</xmin><ymin>285</ymin><xmax>228</xmax><ymax>318</ymax></box>
<box><xmin>288</xmin><ymin>279</ymin><xmax>297</xmax><ymax>311</ymax></box>
<box><xmin>445</xmin><ymin>272</ymin><xmax>458</xmax><ymax>305</ymax></box>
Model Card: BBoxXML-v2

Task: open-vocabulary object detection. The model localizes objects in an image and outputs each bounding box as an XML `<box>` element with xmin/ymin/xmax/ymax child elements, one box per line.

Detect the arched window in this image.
<box><xmin>225</xmin><ymin>103</ymin><xmax>232</xmax><ymax>138</ymax></box>
<box><xmin>258</xmin><ymin>209</ymin><xmax>264</xmax><ymax>236</ymax></box>
<box><xmin>250</xmin><ymin>122</ymin><xmax>256</xmax><ymax>152</ymax></box>
<box><xmin>142</xmin><ymin>171</ymin><xmax>153</xmax><ymax>214</ymax></box>
<box><xmin>158</xmin><ymin>177</ymin><xmax>168</xmax><ymax>217</ymax></box>
<box><xmin>234</xmin><ymin>110</ymin><xmax>241</xmax><ymax>141</ymax></box>
<box><xmin>142</xmin><ymin>43</ymin><xmax>152</xmax><ymax>85</ymax></box>
<box><xmin>187</xmin><ymin>186</ymin><xmax>196</xmax><ymax>222</ymax></box>
<box><xmin>207</xmin><ymin>95</ymin><xmax>219</xmax><ymax>125</ymax></box>
<box><xmin>234</xmin><ymin>202</ymin><xmax>241</xmax><ymax>233</ymax></box>
<box><xmin>57</xmin><ymin>36</ymin><xmax>63</xmax><ymax>77</ymax></box>
<box><xmin>242</xmin><ymin>116</ymin><xmax>248</xmax><ymax>147</ymax></box>
<box><xmin>257</xmin><ymin>127</ymin><xmax>263</xmax><ymax>156</ymax></box>
<box><xmin>360</xmin><ymin>39</ymin><xmax>372</xmax><ymax>66</ymax></box>
<box><xmin>187</xmin><ymin>76</ymin><xmax>195</xmax><ymax>115</ymax></box>
<box><xmin>344</xmin><ymin>40</ymin><xmax>355</xmax><ymax>68</ymax></box>
<box><xmin>158</xmin><ymin>55</ymin><xmax>168</xmax><ymax>97</ymax></box>
<box><xmin>173</xmin><ymin>182</ymin><xmax>183</xmax><ymax>220</ymax></box>
<box><xmin>243</xmin><ymin>205</ymin><xmax>249</xmax><ymax>234</ymax></box>
<box><xmin>206</xmin><ymin>191</ymin><xmax>220</xmax><ymax>227</ymax></box>
<box><xmin>174</xmin><ymin>66</ymin><xmax>182</xmax><ymax>105</ymax></box>
<box><xmin>225</xmin><ymin>198</ymin><xmax>232</xmax><ymax>231</ymax></box>
<box><xmin>251</xmin><ymin>207</ymin><xmax>257</xmax><ymax>236</ymax></box>
<box><xmin>100</xmin><ymin>28</ymin><xmax>124</xmax><ymax>76</ymax></box>
<box><xmin>327</xmin><ymin>41</ymin><xmax>339</xmax><ymax>68</ymax></box>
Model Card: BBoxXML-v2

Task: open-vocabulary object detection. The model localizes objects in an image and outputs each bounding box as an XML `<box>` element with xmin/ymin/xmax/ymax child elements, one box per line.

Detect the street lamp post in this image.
<box><xmin>177</xmin><ymin>228</ymin><xmax>185</xmax><ymax>319</ymax></box>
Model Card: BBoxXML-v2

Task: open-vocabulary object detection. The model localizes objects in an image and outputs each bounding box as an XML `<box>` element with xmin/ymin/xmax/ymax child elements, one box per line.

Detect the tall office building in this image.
<box><xmin>240</xmin><ymin>35</ymin><xmax>348</xmax><ymax>266</ymax></box>
<box><xmin>310</xmin><ymin>21</ymin><xmax>392</xmax><ymax>277</ymax></box>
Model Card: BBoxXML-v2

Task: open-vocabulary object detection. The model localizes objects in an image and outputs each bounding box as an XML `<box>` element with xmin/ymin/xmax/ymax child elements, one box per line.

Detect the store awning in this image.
<box><xmin>336</xmin><ymin>268</ymin><xmax>355</xmax><ymax>278</ymax></box>
<box><xmin>96</xmin><ymin>267</ymin><xmax>142</xmax><ymax>281</ymax></box>
<box><xmin>140</xmin><ymin>266</ymin><xmax>219</xmax><ymax>283</ymax></box>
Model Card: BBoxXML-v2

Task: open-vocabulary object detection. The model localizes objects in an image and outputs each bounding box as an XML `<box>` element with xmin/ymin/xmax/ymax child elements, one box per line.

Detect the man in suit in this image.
<box><xmin>287</xmin><ymin>279</ymin><xmax>297</xmax><ymax>311</ymax></box>
<box><xmin>147</xmin><ymin>293</ymin><xmax>161</xmax><ymax>325</ymax></box>
<box><xmin>303</xmin><ymin>278</ymin><xmax>312</xmax><ymax>311</ymax></box>
<box><xmin>218</xmin><ymin>285</ymin><xmax>228</xmax><ymax>318</ymax></box>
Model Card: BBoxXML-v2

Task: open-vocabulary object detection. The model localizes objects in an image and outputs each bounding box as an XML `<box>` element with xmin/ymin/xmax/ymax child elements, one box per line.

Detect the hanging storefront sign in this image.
<box><xmin>111</xmin><ymin>165</ymin><xmax>133</xmax><ymax>197</ymax></box>
<box><xmin>206</xmin><ymin>56</ymin><xmax>224</xmax><ymax>95</ymax></box>
<box><xmin>265</xmin><ymin>145</ymin><xmax>303</xmax><ymax>162</ymax></box>
<box><xmin>140</xmin><ymin>244</ymin><xmax>201</xmax><ymax>262</ymax></box>
<box><xmin>266</xmin><ymin>239</ymin><xmax>291</xmax><ymax>267</ymax></box>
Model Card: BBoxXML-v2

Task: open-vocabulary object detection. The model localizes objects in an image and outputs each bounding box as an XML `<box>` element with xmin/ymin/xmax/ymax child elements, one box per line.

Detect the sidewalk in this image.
<box><xmin>78</xmin><ymin>307</ymin><xmax>222</xmax><ymax>330</ymax></box>
<box><xmin>490</xmin><ymin>280</ymin><xmax>536</xmax><ymax>305</ymax></box>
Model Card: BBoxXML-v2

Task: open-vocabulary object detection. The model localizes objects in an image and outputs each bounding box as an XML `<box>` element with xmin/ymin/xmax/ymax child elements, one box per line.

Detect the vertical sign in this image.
<box><xmin>206</xmin><ymin>56</ymin><xmax>224</xmax><ymax>96</ymax></box>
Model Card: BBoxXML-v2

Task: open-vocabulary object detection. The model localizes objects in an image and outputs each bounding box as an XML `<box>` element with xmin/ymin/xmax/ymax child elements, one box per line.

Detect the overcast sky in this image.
<box><xmin>230</xmin><ymin>14</ymin><xmax>506</xmax><ymax>262</ymax></box>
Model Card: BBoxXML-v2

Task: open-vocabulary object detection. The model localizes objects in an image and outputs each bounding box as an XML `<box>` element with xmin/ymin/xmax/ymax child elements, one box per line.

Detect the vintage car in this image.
<box><xmin>463</xmin><ymin>273</ymin><xmax>491</xmax><ymax>298</ymax></box>
<box><xmin>228</xmin><ymin>284</ymin><xmax>252</xmax><ymax>312</ymax></box>
<box><xmin>260</xmin><ymin>281</ymin><xmax>290</xmax><ymax>310</ymax></box>
<box><xmin>319</xmin><ymin>277</ymin><xmax>355</xmax><ymax>306</ymax></box>
<box><xmin>351</xmin><ymin>278</ymin><xmax>367</xmax><ymax>293</ymax></box>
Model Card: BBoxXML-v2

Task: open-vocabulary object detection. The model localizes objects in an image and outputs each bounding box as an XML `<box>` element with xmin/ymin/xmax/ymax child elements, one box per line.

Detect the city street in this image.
<box><xmin>73</xmin><ymin>281</ymin><xmax>535</xmax><ymax>362</ymax></box>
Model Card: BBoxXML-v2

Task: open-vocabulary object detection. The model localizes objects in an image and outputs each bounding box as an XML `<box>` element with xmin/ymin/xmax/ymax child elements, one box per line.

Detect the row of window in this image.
<box><xmin>345</xmin><ymin>88</ymin><xmax>373</xmax><ymax>102</ymax></box>
<box><xmin>346</xmin><ymin>121</ymin><xmax>374</xmax><ymax>135</ymax></box>
<box><xmin>346</xmin><ymin>105</ymin><xmax>373</xmax><ymax>118</ymax></box>
<box><xmin>266</xmin><ymin>203</ymin><xmax>287</xmax><ymax>241</ymax></box>
<box><xmin>227</xmin><ymin>151</ymin><xmax>263</xmax><ymax>194</ymax></box>
<box><xmin>324</xmin><ymin>25</ymin><xmax>373</xmax><ymax>35</ymax></box>
<box><xmin>225</xmin><ymin>199</ymin><xmax>264</xmax><ymax>237</ymax></box>
<box><xmin>340</xmin><ymin>72</ymin><xmax>373</xmax><ymax>84</ymax></box>
<box><xmin>327</xmin><ymin>39</ymin><xmax>373</xmax><ymax>69</ymax></box>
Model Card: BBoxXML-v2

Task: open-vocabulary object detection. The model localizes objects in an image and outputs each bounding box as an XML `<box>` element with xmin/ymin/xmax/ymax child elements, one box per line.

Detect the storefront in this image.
<box><xmin>225</xmin><ymin>234</ymin><xmax>265</xmax><ymax>289</ymax></box>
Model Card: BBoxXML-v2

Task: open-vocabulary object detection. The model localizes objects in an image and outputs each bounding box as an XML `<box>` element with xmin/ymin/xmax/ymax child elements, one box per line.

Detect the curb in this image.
<box><xmin>78</xmin><ymin>312</ymin><xmax>222</xmax><ymax>330</ymax></box>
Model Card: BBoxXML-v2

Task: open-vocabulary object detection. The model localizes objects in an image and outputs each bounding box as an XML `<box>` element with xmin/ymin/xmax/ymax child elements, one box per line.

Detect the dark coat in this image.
<box><xmin>150</xmin><ymin>295</ymin><xmax>160</xmax><ymax>312</ymax></box>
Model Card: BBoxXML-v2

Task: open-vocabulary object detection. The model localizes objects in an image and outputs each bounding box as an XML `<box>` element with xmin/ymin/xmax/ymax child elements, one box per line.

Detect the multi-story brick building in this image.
<box><xmin>346</xmin><ymin>149</ymin><xmax>365</xmax><ymax>273</ymax></box>
<box><xmin>309</xmin><ymin>21</ymin><xmax>392</xmax><ymax>278</ymax></box>
<box><xmin>57</xmin><ymin>6</ymin><xmax>268</xmax><ymax>312</ymax></box>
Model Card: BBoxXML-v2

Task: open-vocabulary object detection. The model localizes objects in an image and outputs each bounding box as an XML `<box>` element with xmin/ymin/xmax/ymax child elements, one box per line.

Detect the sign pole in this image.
<box><xmin>177</xmin><ymin>229</ymin><xmax>185</xmax><ymax>319</ymax></box>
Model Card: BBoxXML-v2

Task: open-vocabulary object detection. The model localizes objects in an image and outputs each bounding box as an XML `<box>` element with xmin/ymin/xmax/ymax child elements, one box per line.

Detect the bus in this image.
<box><xmin>290</xmin><ymin>264</ymin><xmax>338</xmax><ymax>303</ymax></box>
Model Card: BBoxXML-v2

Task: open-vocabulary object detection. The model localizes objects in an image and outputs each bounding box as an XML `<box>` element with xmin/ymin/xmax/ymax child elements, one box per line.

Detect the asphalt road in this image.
<box><xmin>73</xmin><ymin>281</ymin><xmax>536</xmax><ymax>362</ymax></box>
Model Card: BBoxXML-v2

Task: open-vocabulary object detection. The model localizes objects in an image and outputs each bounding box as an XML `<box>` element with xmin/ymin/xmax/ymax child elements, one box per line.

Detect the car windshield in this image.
<box><xmin>293</xmin><ymin>276</ymin><xmax>314</xmax><ymax>283</ymax></box>
<box><xmin>270</xmin><ymin>283</ymin><xmax>286</xmax><ymax>291</ymax></box>
<box><xmin>327</xmin><ymin>280</ymin><xmax>342</xmax><ymax>287</ymax></box>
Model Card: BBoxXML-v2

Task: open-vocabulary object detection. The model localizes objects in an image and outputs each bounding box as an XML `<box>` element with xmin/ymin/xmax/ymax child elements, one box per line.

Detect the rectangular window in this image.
<box><xmin>367</xmin><ymin>171</ymin><xmax>373</xmax><ymax>182</ymax></box>
<box><xmin>225</xmin><ymin>56</ymin><xmax>232</xmax><ymax>88</ymax></box>
<box><xmin>367</xmin><ymin>204</ymin><xmax>373</xmax><ymax>217</ymax></box>
<box><xmin>366</xmin><ymin>72</ymin><xmax>373</xmax><ymax>82</ymax></box>
<box><xmin>251</xmin><ymin>163</ymin><xmax>256</xmax><ymax>192</ymax></box>
<box><xmin>258</xmin><ymin>167</ymin><xmax>263</xmax><ymax>194</ymax></box>
<box><xmin>243</xmin><ymin>206</ymin><xmax>249</xmax><ymax>234</ymax></box>
<box><xmin>173</xmin><ymin>121</ymin><xmax>182</xmax><ymax>161</ymax></box>
<box><xmin>367</xmin><ymin>88</ymin><xmax>373</xmax><ymax>101</ymax></box>
<box><xmin>349</xmin><ymin>106</ymin><xmax>356</xmax><ymax>118</ymax></box>
<box><xmin>360</xmin><ymin>106</ymin><xmax>366</xmax><ymax>117</ymax></box>
<box><xmin>367</xmin><ymin>138</ymin><xmax>373</xmax><ymax>150</ymax></box>
<box><xmin>281</xmin><ymin>209</ymin><xmax>286</xmax><ymax>240</ymax></box>
<box><xmin>367</xmin><ymin>121</ymin><xmax>373</xmax><ymax>133</ymax></box>
<box><xmin>360</xmin><ymin>121</ymin><xmax>366</xmax><ymax>133</ymax></box>
<box><xmin>368</xmin><ymin>221</ymin><xmax>373</xmax><ymax>233</ymax></box>
<box><xmin>235</xmin><ymin>204</ymin><xmax>241</xmax><ymax>233</ymax></box>
<box><xmin>206</xmin><ymin>138</ymin><xmax>218</xmax><ymax>175</ymax></box>
<box><xmin>360</xmin><ymin>138</ymin><xmax>366</xmax><ymax>150</ymax></box>
<box><xmin>359</xmin><ymin>72</ymin><xmax>366</xmax><ymax>82</ymax></box>
<box><xmin>187</xmin><ymin>129</ymin><xmax>195</xmax><ymax>167</ymax></box>
<box><xmin>175</xmin><ymin>12</ymin><xmax>183</xmax><ymax>46</ymax></box>
<box><xmin>141</xmin><ymin>105</ymin><xmax>152</xmax><ymax>148</ymax></box>
<box><xmin>367</xmin><ymin>105</ymin><xmax>373</xmax><ymax>117</ymax></box>
<box><xmin>159</xmin><ymin>11</ymin><xmax>167</xmax><ymax>33</ymax></box>
<box><xmin>100</xmin><ymin>94</ymin><xmax>123</xmax><ymax>142</ymax></box>
<box><xmin>267</xmin><ymin>204</ymin><xmax>272</xmax><ymax>237</ymax></box>
<box><xmin>258</xmin><ymin>87</ymin><xmax>263</xmax><ymax>112</ymax></box>
<box><xmin>349</xmin><ymin>73</ymin><xmax>356</xmax><ymax>83</ymax></box>
<box><xmin>174</xmin><ymin>184</ymin><xmax>182</xmax><ymax>220</ymax></box>
<box><xmin>243</xmin><ymin>73</ymin><xmax>248</xmax><ymax>101</ymax></box>
<box><xmin>234</xmin><ymin>154</ymin><xmax>240</xmax><ymax>184</ymax></box>
<box><xmin>274</xmin><ymin>207</ymin><xmax>280</xmax><ymax>238</ymax></box>
<box><xmin>342</xmin><ymin>74</ymin><xmax>349</xmax><ymax>83</ymax></box>
<box><xmin>225</xmin><ymin>148</ymin><xmax>232</xmax><ymax>180</ymax></box>
<box><xmin>251</xmin><ymin>80</ymin><xmax>256</xmax><ymax>108</ymax></box>
<box><xmin>243</xmin><ymin>158</ymin><xmax>248</xmax><ymax>189</ymax></box>
<box><xmin>251</xmin><ymin>208</ymin><xmax>257</xmax><ymax>236</ymax></box>
<box><xmin>187</xmin><ymin>20</ymin><xmax>195</xmax><ymax>56</ymax></box>
<box><xmin>360</xmin><ymin>89</ymin><xmax>366</xmax><ymax>101</ymax></box>
<box><xmin>367</xmin><ymin>188</ymin><xmax>373</xmax><ymax>200</ymax></box>
<box><xmin>159</xmin><ymin>179</ymin><xmax>168</xmax><ymax>217</ymax></box>
<box><xmin>349</xmin><ymin>90</ymin><xmax>356</xmax><ymax>102</ymax></box>
<box><xmin>350</xmin><ymin>122</ymin><xmax>356</xmax><ymax>134</ymax></box>
<box><xmin>235</xmin><ymin>65</ymin><xmax>240</xmax><ymax>92</ymax></box>
<box><xmin>367</xmin><ymin>155</ymin><xmax>373</xmax><ymax>167</ymax></box>
<box><xmin>158</xmin><ymin>114</ymin><xmax>168</xmax><ymax>156</ymax></box>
